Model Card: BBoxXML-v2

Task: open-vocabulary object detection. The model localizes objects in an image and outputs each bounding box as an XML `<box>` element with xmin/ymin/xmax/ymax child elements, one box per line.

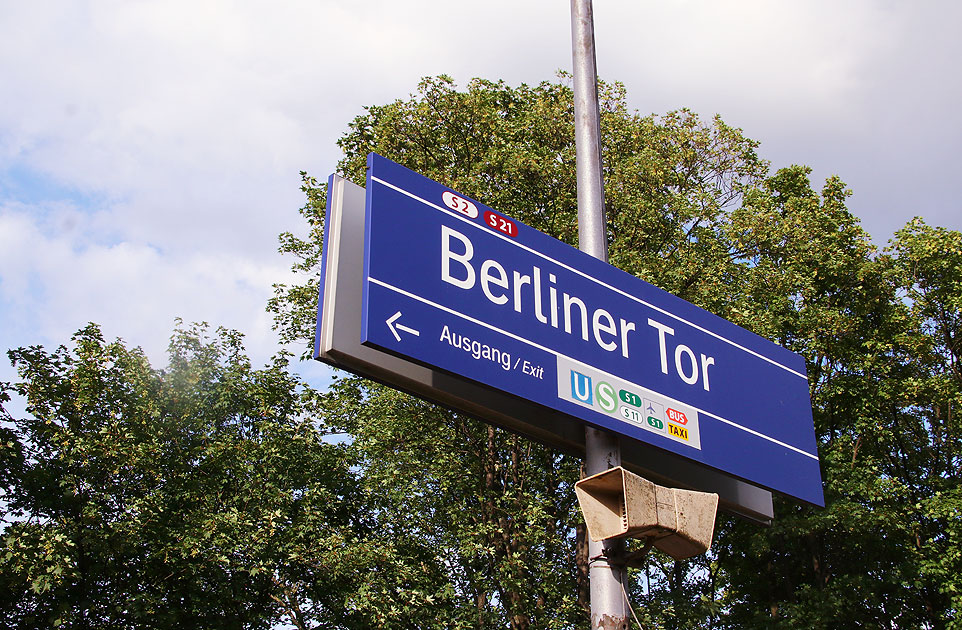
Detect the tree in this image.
<box><xmin>886</xmin><ymin>219</ymin><xmax>962</xmax><ymax>627</ymax></box>
<box><xmin>271</xmin><ymin>74</ymin><xmax>962</xmax><ymax>629</ymax></box>
<box><xmin>0</xmin><ymin>322</ymin><xmax>453</xmax><ymax>629</ymax></box>
<box><xmin>271</xmin><ymin>75</ymin><xmax>770</xmax><ymax>629</ymax></box>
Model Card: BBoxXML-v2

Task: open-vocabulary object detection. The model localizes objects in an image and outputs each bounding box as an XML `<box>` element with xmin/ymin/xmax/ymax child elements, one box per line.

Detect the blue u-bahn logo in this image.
<box><xmin>570</xmin><ymin>370</ymin><xmax>593</xmax><ymax>405</ymax></box>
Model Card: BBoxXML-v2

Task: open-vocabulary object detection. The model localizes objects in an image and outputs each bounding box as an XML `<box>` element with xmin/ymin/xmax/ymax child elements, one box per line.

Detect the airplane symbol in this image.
<box><xmin>647</xmin><ymin>404</ymin><xmax>656</xmax><ymax>415</ymax></box>
<box><xmin>386</xmin><ymin>311</ymin><xmax>420</xmax><ymax>342</ymax></box>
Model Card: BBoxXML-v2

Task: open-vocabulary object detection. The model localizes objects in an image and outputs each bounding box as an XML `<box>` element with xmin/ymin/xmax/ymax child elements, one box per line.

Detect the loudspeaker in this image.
<box><xmin>575</xmin><ymin>466</ymin><xmax>719</xmax><ymax>560</ymax></box>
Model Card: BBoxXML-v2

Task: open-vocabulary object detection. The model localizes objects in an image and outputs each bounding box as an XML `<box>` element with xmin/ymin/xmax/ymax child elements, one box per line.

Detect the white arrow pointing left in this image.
<box><xmin>386</xmin><ymin>311</ymin><xmax>420</xmax><ymax>342</ymax></box>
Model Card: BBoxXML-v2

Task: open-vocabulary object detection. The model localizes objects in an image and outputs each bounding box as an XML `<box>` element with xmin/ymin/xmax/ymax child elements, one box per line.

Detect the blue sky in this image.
<box><xmin>1</xmin><ymin>0</ymin><xmax>960</xmax><ymax>408</ymax></box>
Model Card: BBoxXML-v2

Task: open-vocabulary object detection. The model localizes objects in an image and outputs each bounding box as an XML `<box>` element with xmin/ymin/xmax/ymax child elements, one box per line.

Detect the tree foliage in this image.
<box><xmin>270</xmin><ymin>75</ymin><xmax>962</xmax><ymax>629</ymax></box>
<box><xmin>0</xmin><ymin>323</ymin><xmax>459</xmax><ymax>629</ymax></box>
<box><xmin>271</xmin><ymin>74</ymin><xmax>777</xmax><ymax>629</ymax></box>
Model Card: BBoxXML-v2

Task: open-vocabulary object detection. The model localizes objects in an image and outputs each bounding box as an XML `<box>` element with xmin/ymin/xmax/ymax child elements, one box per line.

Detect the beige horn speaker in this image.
<box><xmin>575</xmin><ymin>466</ymin><xmax>719</xmax><ymax>560</ymax></box>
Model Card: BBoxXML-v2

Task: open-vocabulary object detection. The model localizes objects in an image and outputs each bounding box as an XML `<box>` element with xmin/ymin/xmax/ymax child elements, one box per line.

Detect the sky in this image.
<box><xmin>1</xmin><ymin>0</ymin><xmax>960</xmax><ymax>405</ymax></box>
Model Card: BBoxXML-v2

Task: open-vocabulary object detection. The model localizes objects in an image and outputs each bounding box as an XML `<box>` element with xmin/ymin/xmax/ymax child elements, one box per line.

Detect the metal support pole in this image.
<box><xmin>571</xmin><ymin>0</ymin><xmax>608</xmax><ymax>264</ymax></box>
<box><xmin>570</xmin><ymin>1</ymin><xmax>628</xmax><ymax>628</ymax></box>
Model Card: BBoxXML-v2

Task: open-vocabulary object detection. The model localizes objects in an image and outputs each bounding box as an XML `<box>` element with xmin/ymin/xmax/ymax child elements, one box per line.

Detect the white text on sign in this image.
<box><xmin>440</xmin><ymin>225</ymin><xmax>717</xmax><ymax>392</ymax></box>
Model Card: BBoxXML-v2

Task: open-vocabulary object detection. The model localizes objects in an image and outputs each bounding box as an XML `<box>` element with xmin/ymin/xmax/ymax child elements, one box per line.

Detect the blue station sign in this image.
<box><xmin>360</xmin><ymin>153</ymin><xmax>823</xmax><ymax>506</ymax></box>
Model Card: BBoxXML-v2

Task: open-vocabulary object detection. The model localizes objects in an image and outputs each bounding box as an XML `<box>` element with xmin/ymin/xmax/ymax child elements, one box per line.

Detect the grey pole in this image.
<box><xmin>570</xmin><ymin>1</ymin><xmax>629</xmax><ymax>628</ymax></box>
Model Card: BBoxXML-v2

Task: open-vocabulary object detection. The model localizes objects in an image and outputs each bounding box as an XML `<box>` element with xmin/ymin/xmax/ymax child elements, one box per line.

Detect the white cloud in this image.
<box><xmin>1</xmin><ymin>0</ymin><xmax>960</xmax><ymax>409</ymax></box>
<box><xmin>0</xmin><ymin>201</ymin><xmax>292</xmax><ymax>367</ymax></box>
<box><xmin>585</xmin><ymin>1</ymin><xmax>960</xmax><ymax>239</ymax></box>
